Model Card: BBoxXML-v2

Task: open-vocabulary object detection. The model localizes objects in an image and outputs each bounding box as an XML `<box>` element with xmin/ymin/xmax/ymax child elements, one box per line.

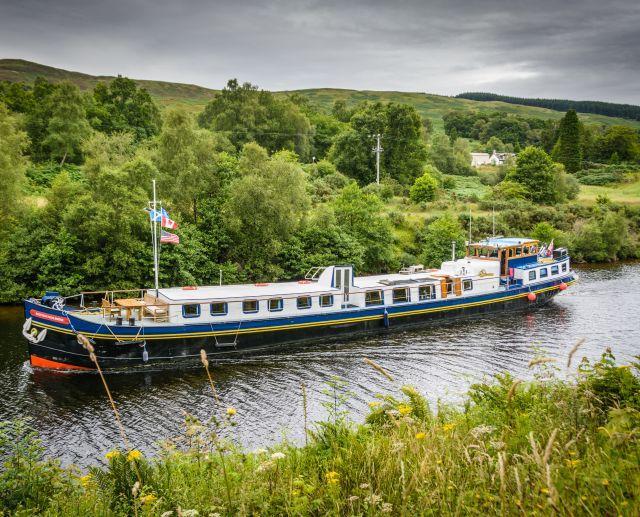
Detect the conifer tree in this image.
<box><xmin>557</xmin><ymin>109</ymin><xmax>582</xmax><ymax>173</ymax></box>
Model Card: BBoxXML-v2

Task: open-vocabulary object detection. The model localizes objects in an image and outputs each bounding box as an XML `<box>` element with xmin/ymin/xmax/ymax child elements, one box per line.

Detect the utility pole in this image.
<box><xmin>372</xmin><ymin>133</ymin><xmax>383</xmax><ymax>184</ymax></box>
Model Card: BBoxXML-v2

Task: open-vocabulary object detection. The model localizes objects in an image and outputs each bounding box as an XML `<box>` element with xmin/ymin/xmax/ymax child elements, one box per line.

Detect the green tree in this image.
<box><xmin>330</xmin><ymin>102</ymin><xmax>427</xmax><ymax>185</ymax></box>
<box><xmin>331</xmin><ymin>182</ymin><xmax>394</xmax><ymax>271</ymax></box>
<box><xmin>0</xmin><ymin>103</ymin><xmax>29</xmax><ymax>217</ymax></box>
<box><xmin>91</xmin><ymin>76</ymin><xmax>162</xmax><ymax>141</ymax></box>
<box><xmin>223</xmin><ymin>149</ymin><xmax>310</xmax><ymax>275</ymax></box>
<box><xmin>420</xmin><ymin>214</ymin><xmax>466</xmax><ymax>267</ymax></box>
<box><xmin>595</xmin><ymin>125</ymin><xmax>640</xmax><ymax>162</ymax></box>
<box><xmin>556</xmin><ymin>110</ymin><xmax>582</xmax><ymax>173</ymax></box>
<box><xmin>43</xmin><ymin>82</ymin><xmax>91</xmax><ymax>165</ymax></box>
<box><xmin>508</xmin><ymin>146</ymin><xmax>557</xmax><ymax>203</ymax></box>
<box><xmin>198</xmin><ymin>79</ymin><xmax>313</xmax><ymax>160</ymax></box>
<box><xmin>409</xmin><ymin>171</ymin><xmax>438</xmax><ymax>203</ymax></box>
<box><xmin>156</xmin><ymin>109</ymin><xmax>231</xmax><ymax>223</ymax></box>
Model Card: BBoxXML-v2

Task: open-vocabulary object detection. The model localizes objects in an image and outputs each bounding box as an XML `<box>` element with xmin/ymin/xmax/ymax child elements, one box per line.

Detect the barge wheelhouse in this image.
<box><xmin>23</xmin><ymin>238</ymin><xmax>576</xmax><ymax>371</ymax></box>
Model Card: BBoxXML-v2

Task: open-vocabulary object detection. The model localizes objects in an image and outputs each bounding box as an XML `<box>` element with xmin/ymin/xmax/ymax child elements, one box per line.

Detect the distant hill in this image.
<box><xmin>0</xmin><ymin>59</ymin><xmax>216</xmax><ymax>111</ymax></box>
<box><xmin>457</xmin><ymin>92</ymin><xmax>640</xmax><ymax>122</ymax></box>
<box><xmin>2</xmin><ymin>59</ymin><xmax>640</xmax><ymax>131</ymax></box>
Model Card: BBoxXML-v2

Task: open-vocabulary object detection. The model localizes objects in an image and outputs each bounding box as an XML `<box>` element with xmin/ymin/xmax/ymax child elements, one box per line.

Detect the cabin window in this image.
<box><xmin>320</xmin><ymin>295</ymin><xmax>334</xmax><ymax>308</ymax></box>
<box><xmin>335</xmin><ymin>270</ymin><xmax>342</xmax><ymax>289</ymax></box>
<box><xmin>392</xmin><ymin>287</ymin><xmax>410</xmax><ymax>304</ymax></box>
<box><xmin>516</xmin><ymin>247</ymin><xmax>522</xmax><ymax>255</ymax></box>
<box><xmin>523</xmin><ymin>246</ymin><xmax>530</xmax><ymax>254</ymax></box>
<box><xmin>551</xmin><ymin>265</ymin><xmax>559</xmax><ymax>275</ymax></box>
<box><xmin>508</xmin><ymin>248</ymin><xmax>514</xmax><ymax>258</ymax></box>
<box><xmin>210</xmin><ymin>302</ymin><xmax>227</xmax><ymax>316</ymax></box>
<box><xmin>463</xmin><ymin>279</ymin><xmax>473</xmax><ymax>291</ymax></box>
<box><xmin>268</xmin><ymin>298</ymin><xmax>283</xmax><ymax>312</ymax></box>
<box><xmin>365</xmin><ymin>290</ymin><xmax>384</xmax><ymax>306</ymax></box>
<box><xmin>297</xmin><ymin>296</ymin><xmax>312</xmax><ymax>310</ymax></box>
<box><xmin>182</xmin><ymin>304</ymin><xmax>201</xmax><ymax>318</ymax></box>
<box><xmin>243</xmin><ymin>300</ymin><xmax>259</xmax><ymax>313</ymax></box>
<box><xmin>561</xmin><ymin>262</ymin><xmax>567</xmax><ymax>272</ymax></box>
<box><xmin>418</xmin><ymin>285</ymin><xmax>435</xmax><ymax>300</ymax></box>
<box><xmin>540</xmin><ymin>268</ymin><xmax>548</xmax><ymax>278</ymax></box>
<box><xmin>529</xmin><ymin>270</ymin><xmax>537</xmax><ymax>281</ymax></box>
<box><xmin>443</xmin><ymin>282</ymin><xmax>453</xmax><ymax>295</ymax></box>
<box><xmin>489</xmin><ymin>248</ymin><xmax>499</xmax><ymax>258</ymax></box>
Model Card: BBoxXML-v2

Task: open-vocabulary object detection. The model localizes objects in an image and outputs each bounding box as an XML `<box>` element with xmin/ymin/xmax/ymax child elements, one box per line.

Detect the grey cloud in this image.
<box><xmin>0</xmin><ymin>0</ymin><xmax>638</xmax><ymax>102</ymax></box>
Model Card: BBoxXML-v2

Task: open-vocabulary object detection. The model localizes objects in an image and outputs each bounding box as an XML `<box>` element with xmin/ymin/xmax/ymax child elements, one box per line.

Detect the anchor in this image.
<box><xmin>22</xmin><ymin>317</ymin><xmax>47</xmax><ymax>344</ymax></box>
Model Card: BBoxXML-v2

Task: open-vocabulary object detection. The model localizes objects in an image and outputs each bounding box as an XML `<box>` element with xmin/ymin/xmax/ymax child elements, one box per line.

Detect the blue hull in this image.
<box><xmin>24</xmin><ymin>275</ymin><xmax>575</xmax><ymax>371</ymax></box>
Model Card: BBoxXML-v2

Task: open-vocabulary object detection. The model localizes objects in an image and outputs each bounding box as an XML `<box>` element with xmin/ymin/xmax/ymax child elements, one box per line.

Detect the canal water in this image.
<box><xmin>0</xmin><ymin>263</ymin><xmax>638</xmax><ymax>468</ymax></box>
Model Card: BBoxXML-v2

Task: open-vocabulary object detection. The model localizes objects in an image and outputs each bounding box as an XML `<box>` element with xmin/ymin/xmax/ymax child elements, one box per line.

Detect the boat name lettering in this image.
<box><xmin>29</xmin><ymin>309</ymin><xmax>70</xmax><ymax>325</ymax></box>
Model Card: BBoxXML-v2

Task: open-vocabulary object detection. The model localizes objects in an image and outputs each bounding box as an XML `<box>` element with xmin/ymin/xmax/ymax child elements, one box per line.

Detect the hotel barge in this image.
<box><xmin>24</xmin><ymin>238</ymin><xmax>575</xmax><ymax>371</ymax></box>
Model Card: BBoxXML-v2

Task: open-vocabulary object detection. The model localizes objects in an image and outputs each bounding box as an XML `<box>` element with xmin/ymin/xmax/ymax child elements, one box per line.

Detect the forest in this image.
<box><xmin>457</xmin><ymin>92</ymin><xmax>640</xmax><ymax>122</ymax></box>
<box><xmin>1</xmin><ymin>76</ymin><xmax>640</xmax><ymax>302</ymax></box>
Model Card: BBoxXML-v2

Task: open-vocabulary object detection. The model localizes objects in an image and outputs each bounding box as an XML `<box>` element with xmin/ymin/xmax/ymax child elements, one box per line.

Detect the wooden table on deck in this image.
<box><xmin>114</xmin><ymin>298</ymin><xmax>146</xmax><ymax>321</ymax></box>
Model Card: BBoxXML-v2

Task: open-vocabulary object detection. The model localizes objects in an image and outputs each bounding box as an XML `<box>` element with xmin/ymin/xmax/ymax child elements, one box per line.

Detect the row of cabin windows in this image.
<box><xmin>182</xmin><ymin>295</ymin><xmax>335</xmax><ymax>318</ymax></box>
<box><xmin>364</xmin><ymin>282</ymin><xmax>470</xmax><ymax>307</ymax></box>
<box><xmin>470</xmin><ymin>246</ymin><xmax>538</xmax><ymax>259</ymax></box>
<box><xmin>528</xmin><ymin>262</ymin><xmax>567</xmax><ymax>281</ymax></box>
<box><xmin>183</xmin><ymin>281</ymin><xmax>477</xmax><ymax>317</ymax></box>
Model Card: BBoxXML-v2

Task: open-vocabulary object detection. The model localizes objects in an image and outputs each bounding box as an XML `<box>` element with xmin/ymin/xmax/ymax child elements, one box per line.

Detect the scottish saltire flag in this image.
<box><xmin>160</xmin><ymin>230</ymin><xmax>180</xmax><ymax>244</ymax></box>
<box><xmin>148</xmin><ymin>207</ymin><xmax>179</xmax><ymax>229</ymax></box>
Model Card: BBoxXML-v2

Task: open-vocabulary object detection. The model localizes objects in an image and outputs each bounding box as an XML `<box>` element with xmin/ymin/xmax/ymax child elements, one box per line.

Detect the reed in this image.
<box><xmin>2</xmin><ymin>347</ymin><xmax>639</xmax><ymax>516</ymax></box>
<box><xmin>363</xmin><ymin>357</ymin><xmax>394</xmax><ymax>381</ymax></box>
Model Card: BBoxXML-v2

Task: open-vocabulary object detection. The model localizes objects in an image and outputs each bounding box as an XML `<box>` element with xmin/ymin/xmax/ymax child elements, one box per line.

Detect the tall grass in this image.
<box><xmin>1</xmin><ymin>348</ymin><xmax>639</xmax><ymax>515</ymax></box>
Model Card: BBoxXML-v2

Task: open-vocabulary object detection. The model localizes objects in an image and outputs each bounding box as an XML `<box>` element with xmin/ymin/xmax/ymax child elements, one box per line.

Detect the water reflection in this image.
<box><xmin>1</xmin><ymin>263</ymin><xmax>639</xmax><ymax>467</ymax></box>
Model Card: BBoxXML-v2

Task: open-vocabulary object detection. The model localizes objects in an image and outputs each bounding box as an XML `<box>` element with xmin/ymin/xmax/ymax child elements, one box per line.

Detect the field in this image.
<box><xmin>578</xmin><ymin>177</ymin><xmax>640</xmax><ymax>205</ymax></box>
<box><xmin>3</xmin><ymin>59</ymin><xmax>640</xmax><ymax>130</ymax></box>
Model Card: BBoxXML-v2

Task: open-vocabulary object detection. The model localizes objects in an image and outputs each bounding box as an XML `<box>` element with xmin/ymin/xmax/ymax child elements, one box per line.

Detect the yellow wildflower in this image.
<box><xmin>226</xmin><ymin>407</ymin><xmax>237</xmax><ymax>417</ymax></box>
<box><xmin>127</xmin><ymin>449</ymin><xmax>143</xmax><ymax>462</ymax></box>
<box><xmin>397</xmin><ymin>404</ymin><xmax>412</xmax><ymax>416</ymax></box>
<box><xmin>602</xmin><ymin>479</ymin><xmax>609</xmax><ymax>486</ymax></box>
<box><xmin>565</xmin><ymin>459</ymin><xmax>581</xmax><ymax>468</ymax></box>
<box><xmin>140</xmin><ymin>494</ymin><xmax>157</xmax><ymax>505</ymax></box>
<box><xmin>415</xmin><ymin>432</ymin><xmax>426</xmax><ymax>440</ymax></box>
<box><xmin>80</xmin><ymin>474</ymin><xmax>92</xmax><ymax>487</ymax></box>
<box><xmin>105</xmin><ymin>450</ymin><xmax>120</xmax><ymax>461</ymax></box>
<box><xmin>442</xmin><ymin>423</ymin><xmax>455</xmax><ymax>432</ymax></box>
<box><xmin>368</xmin><ymin>401</ymin><xmax>381</xmax><ymax>409</ymax></box>
<box><xmin>541</xmin><ymin>487</ymin><xmax>549</xmax><ymax>494</ymax></box>
<box><xmin>326</xmin><ymin>471</ymin><xmax>340</xmax><ymax>485</ymax></box>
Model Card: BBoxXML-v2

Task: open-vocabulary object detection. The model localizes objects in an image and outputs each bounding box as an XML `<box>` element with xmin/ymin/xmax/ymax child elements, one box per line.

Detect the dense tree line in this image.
<box><xmin>456</xmin><ymin>92</ymin><xmax>640</xmax><ymax>122</ymax></box>
<box><xmin>0</xmin><ymin>75</ymin><xmax>639</xmax><ymax>302</ymax></box>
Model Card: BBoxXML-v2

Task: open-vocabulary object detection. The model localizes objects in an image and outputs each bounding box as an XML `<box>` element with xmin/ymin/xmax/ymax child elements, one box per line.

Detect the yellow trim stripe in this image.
<box><xmin>32</xmin><ymin>281</ymin><xmax>576</xmax><ymax>341</ymax></box>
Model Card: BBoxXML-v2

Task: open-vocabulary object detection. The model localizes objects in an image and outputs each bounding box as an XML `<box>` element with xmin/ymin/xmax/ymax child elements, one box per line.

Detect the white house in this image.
<box><xmin>471</xmin><ymin>150</ymin><xmax>516</xmax><ymax>167</ymax></box>
<box><xmin>470</xmin><ymin>152</ymin><xmax>491</xmax><ymax>167</ymax></box>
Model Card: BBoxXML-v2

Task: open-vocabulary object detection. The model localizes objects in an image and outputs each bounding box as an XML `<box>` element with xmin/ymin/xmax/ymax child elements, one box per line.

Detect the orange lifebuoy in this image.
<box><xmin>182</xmin><ymin>286</ymin><xmax>198</xmax><ymax>290</ymax></box>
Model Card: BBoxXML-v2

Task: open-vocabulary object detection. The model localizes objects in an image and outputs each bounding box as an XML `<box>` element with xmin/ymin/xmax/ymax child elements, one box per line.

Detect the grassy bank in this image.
<box><xmin>1</xmin><ymin>348</ymin><xmax>639</xmax><ymax>515</ymax></box>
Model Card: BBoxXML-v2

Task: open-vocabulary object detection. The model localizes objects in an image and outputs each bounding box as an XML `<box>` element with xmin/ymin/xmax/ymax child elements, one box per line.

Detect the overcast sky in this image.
<box><xmin>1</xmin><ymin>0</ymin><xmax>639</xmax><ymax>103</ymax></box>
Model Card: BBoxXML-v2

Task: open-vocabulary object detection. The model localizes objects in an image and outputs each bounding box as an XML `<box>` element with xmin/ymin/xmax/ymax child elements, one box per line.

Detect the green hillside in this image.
<box><xmin>3</xmin><ymin>59</ymin><xmax>640</xmax><ymax>130</ymax></box>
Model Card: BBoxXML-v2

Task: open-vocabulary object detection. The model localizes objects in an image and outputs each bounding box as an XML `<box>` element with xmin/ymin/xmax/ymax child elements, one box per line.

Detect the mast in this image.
<box><xmin>152</xmin><ymin>179</ymin><xmax>160</xmax><ymax>296</ymax></box>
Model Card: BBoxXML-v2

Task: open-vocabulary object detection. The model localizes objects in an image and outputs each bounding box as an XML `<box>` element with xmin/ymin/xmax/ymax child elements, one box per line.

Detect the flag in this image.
<box><xmin>160</xmin><ymin>230</ymin><xmax>180</xmax><ymax>244</ymax></box>
<box><xmin>547</xmin><ymin>239</ymin><xmax>554</xmax><ymax>257</ymax></box>
<box><xmin>148</xmin><ymin>207</ymin><xmax>179</xmax><ymax>229</ymax></box>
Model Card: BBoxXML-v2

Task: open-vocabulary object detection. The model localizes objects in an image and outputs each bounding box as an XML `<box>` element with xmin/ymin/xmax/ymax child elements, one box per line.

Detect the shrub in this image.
<box><xmin>409</xmin><ymin>172</ymin><xmax>438</xmax><ymax>203</ymax></box>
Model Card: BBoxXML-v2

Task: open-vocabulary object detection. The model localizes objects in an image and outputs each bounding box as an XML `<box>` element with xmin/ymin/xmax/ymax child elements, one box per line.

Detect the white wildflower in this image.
<box><xmin>271</xmin><ymin>452</ymin><xmax>286</xmax><ymax>460</ymax></box>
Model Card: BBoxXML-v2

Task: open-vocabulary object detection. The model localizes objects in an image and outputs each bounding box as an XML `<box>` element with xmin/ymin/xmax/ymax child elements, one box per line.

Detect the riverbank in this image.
<box><xmin>2</xmin><ymin>348</ymin><xmax>638</xmax><ymax>515</ymax></box>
